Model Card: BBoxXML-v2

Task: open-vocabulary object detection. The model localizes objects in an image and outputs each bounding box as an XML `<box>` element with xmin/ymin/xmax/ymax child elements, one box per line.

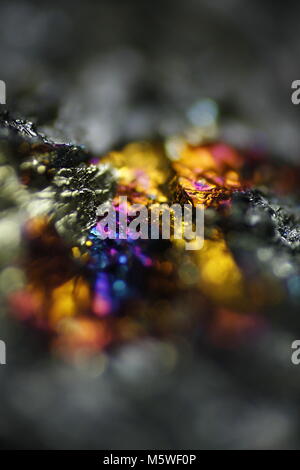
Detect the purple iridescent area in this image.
<box><xmin>88</xmin><ymin>218</ymin><xmax>154</xmax><ymax>317</ymax></box>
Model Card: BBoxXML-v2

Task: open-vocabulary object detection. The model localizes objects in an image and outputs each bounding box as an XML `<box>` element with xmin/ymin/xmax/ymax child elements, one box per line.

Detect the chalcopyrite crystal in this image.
<box><xmin>1</xmin><ymin>112</ymin><xmax>300</xmax><ymax>358</ymax></box>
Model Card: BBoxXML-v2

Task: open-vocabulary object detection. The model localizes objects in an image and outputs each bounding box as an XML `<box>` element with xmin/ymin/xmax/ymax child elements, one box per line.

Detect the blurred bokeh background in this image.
<box><xmin>1</xmin><ymin>0</ymin><xmax>300</xmax><ymax>450</ymax></box>
<box><xmin>1</xmin><ymin>0</ymin><xmax>300</xmax><ymax>157</ymax></box>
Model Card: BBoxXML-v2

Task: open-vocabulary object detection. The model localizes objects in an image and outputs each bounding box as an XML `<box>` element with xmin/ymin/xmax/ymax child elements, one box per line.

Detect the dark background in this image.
<box><xmin>1</xmin><ymin>0</ymin><xmax>300</xmax><ymax>157</ymax></box>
